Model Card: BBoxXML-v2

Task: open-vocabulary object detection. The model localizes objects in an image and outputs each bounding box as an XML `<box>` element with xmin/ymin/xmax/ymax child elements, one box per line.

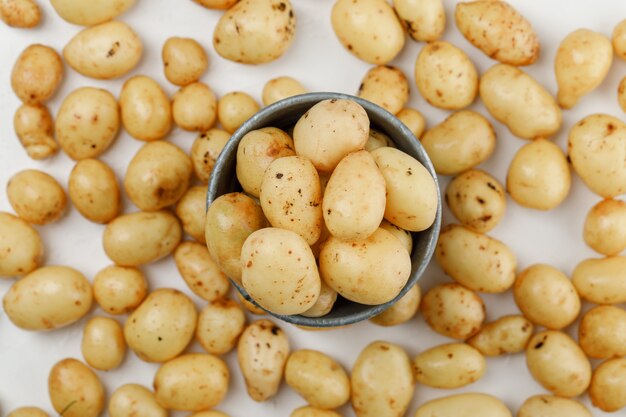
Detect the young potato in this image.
<box><xmin>572</xmin><ymin>256</ymin><xmax>626</xmax><ymax>304</ymax></box>
<box><xmin>413</xmin><ymin>343</ymin><xmax>486</xmax><ymax>389</ymax></box>
<box><xmin>237</xmin><ymin>292</ymin><xmax>267</xmax><ymax>315</ymax></box>
<box><xmin>421</xmin><ymin>283</ymin><xmax>485</xmax><ymax>339</ymax></box>
<box><xmin>81</xmin><ymin>316</ymin><xmax>126</xmax><ymax>371</ymax></box>
<box><xmin>555</xmin><ymin>29</ymin><xmax>613</xmax><ymax>109</ymax></box>
<box><xmin>238</xmin><ymin>319</ymin><xmax>290</xmax><ymax>402</ymax></box>
<box><xmin>103</xmin><ymin>211</ymin><xmax>182</xmax><ymax>266</ymax></box>
<box><xmin>379</xmin><ymin>219</ymin><xmax>413</xmax><ymax>254</ymax></box>
<box><xmin>518</xmin><ymin>395</ymin><xmax>592</xmax><ymax>417</ymax></box>
<box><xmin>262</xmin><ymin>76</ymin><xmax>307</xmax><ymax>105</ymax></box>
<box><xmin>351</xmin><ymin>341</ymin><xmax>414</xmax><ymax>417</ymax></box>
<box><xmin>174</xmin><ymin>241</ymin><xmax>230</xmax><ymax>302</ymax></box>
<box><xmin>196</xmin><ymin>298</ymin><xmax>246</xmax><ymax>355</ymax></box>
<box><xmin>7</xmin><ymin>170</ymin><xmax>66</xmax><ymax>225</ymax></box>
<box><xmin>13</xmin><ymin>104</ymin><xmax>58</xmax><ymax>160</ymax></box>
<box><xmin>365</xmin><ymin>129</ymin><xmax>395</xmax><ymax>151</ymax></box>
<box><xmin>63</xmin><ymin>21</ymin><xmax>143</xmax><ymax>80</ymax></box>
<box><xmin>0</xmin><ymin>212</ymin><xmax>42</xmax><ymax>277</ymax></box>
<box><xmin>614</xmin><ymin>19</ymin><xmax>626</xmax><ymax>60</ymax></box>
<box><xmin>236</xmin><ymin>127</ymin><xmax>295</xmax><ymax>197</ymax></box>
<box><xmin>0</xmin><ymin>0</ymin><xmax>40</xmax><ymax>28</ymax></box>
<box><xmin>301</xmin><ymin>281</ymin><xmax>337</xmax><ymax>318</ymax></box>
<box><xmin>175</xmin><ymin>186</ymin><xmax>207</xmax><ymax>243</ymax></box>
<box><xmin>172</xmin><ymin>82</ymin><xmax>217</xmax><ymax>131</ymax></box>
<box><xmin>393</xmin><ymin>0</ymin><xmax>445</xmax><ymax>42</ymax></box>
<box><xmin>397</xmin><ymin>107</ymin><xmax>426</xmax><ymax>139</ymax></box>
<box><xmin>69</xmin><ymin>159</ymin><xmax>121</xmax><ymax>224</ymax></box>
<box><xmin>331</xmin><ymin>0</ymin><xmax>405</xmax><ymax>64</ymax></box>
<box><xmin>415</xmin><ymin>41</ymin><xmax>478</xmax><ymax>110</ymax></box>
<box><xmin>358</xmin><ymin>65</ymin><xmax>409</xmax><ymax>115</ymax></box>
<box><xmin>120</xmin><ymin>76</ymin><xmax>172</xmax><ymax>141</ymax></box>
<box><xmin>154</xmin><ymin>353</ymin><xmax>229</xmax><ymax>411</ymax></box>
<box><xmin>421</xmin><ymin>110</ymin><xmax>495</xmax><ymax>175</ymax></box>
<box><xmin>162</xmin><ymin>37</ymin><xmax>208</xmax><ymax>87</ymax></box>
<box><xmin>93</xmin><ymin>265</ymin><xmax>148</xmax><ymax>315</ymax></box>
<box><xmin>445</xmin><ymin>170</ymin><xmax>506</xmax><ymax>233</ymax></box>
<box><xmin>467</xmin><ymin>315</ymin><xmax>533</xmax><ymax>356</ymax></box>
<box><xmin>3</xmin><ymin>266</ymin><xmax>92</xmax><ymax>330</ymax></box>
<box><xmin>213</xmin><ymin>0</ymin><xmax>295</xmax><ymax>64</ymax></box>
<box><xmin>125</xmin><ymin>288</ymin><xmax>197</xmax><ymax>363</ymax></box>
<box><xmin>414</xmin><ymin>393</ymin><xmax>512</xmax><ymax>417</ymax></box>
<box><xmin>579</xmin><ymin>305</ymin><xmax>626</xmax><ymax>359</ymax></box>
<box><xmin>217</xmin><ymin>91</ymin><xmax>260</xmax><ymax>133</ymax></box>
<box><xmin>50</xmin><ymin>0</ymin><xmax>136</xmax><ymax>26</ymax></box>
<box><xmin>507</xmin><ymin>139</ymin><xmax>571</xmax><ymax>210</ymax></box>
<box><xmin>291</xmin><ymin>407</ymin><xmax>343</xmax><ymax>417</ymax></box>
<box><xmin>285</xmin><ymin>349</ymin><xmax>350</xmax><ymax>409</ymax></box>
<box><xmin>193</xmin><ymin>0</ymin><xmax>237</xmax><ymax>9</ymax></box>
<box><xmin>56</xmin><ymin>87</ymin><xmax>120</xmax><ymax>160</ymax></box>
<box><xmin>7</xmin><ymin>407</ymin><xmax>49</xmax><ymax>417</ymax></box>
<box><xmin>192</xmin><ymin>128</ymin><xmax>230</xmax><ymax>183</ymax></box>
<box><xmin>480</xmin><ymin>64</ymin><xmax>562</xmax><ymax>140</ymax></box>
<box><xmin>189</xmin><ymin>412</ymin><xmax>231</xmax><ymax>417</ymax></box>
<box><xmin>11</xmin><ymin>44</ymin><xmax>63</xmax><ymax>104</ymax></box>
<box><xmin>48</xmin><ymin>358</ymin><xmax>104</xmax><ymax>417</ymax></box>
<box><xmin>455</xmin><ymin>0</ymin><xmax>539</xmax><ymax>66</ymax></box>
<box><xmin>109</xmin><ymin>384</ymin><xmax>167</xmax><ymax>417</ymax></box>
<box><xmin>436</xmin><ymin>225</ymin><xmax>516</xmax><ymax>293</ymax></box>
<box><xmin>584</xmin><ymin>199</ymin><xmax>626</xmax><ymax>255</ymax></box>
<box><xmin>526</xmin><ymin>331</ymin><xmax>591</xmax><ymax>397</ymax></box>
<box><xmin>619</xmin><ymin>77</ymin><xmax>626</xmax><ymax>113</ymax></box>
<box><xmin>370</xmin><ymin>283</ymin><xmax>420</xmax><ymax>326</ymax></box>
<box><xmin>589</xmin><ymin>358</ymin><xmax>626</xmax><ymax>412</ymax></box>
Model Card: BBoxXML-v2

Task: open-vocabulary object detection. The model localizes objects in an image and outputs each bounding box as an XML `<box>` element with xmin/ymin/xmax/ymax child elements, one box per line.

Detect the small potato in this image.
<box><xmin>445</xmin><ymin>170</ymin><xmax>506</xmax><ymax>233</ymax></box>
<box><xmin>351</xmin><ymin>341</ymin><xmax>414</xmax><ymax>417</ymax></box>
<box><xmin>213</xmin><ymin>0</ymin><xmax>295</xmax><ymax>64</ymax></box>
<box><xmin>421</xmin><ymin>283</ymin><xmax>485</xmax><ymax>339</ymax></box>
<box><xmin>81</xmin><ymin>316</ymin><xmax>126</xmax><ymax>371</ymax></box>
<box><xmin>518</xmin><ymin>395</ymin><xmax>592</xmax><ymax>417</ymax></box>
<box><xmin>421</xmin><ymin>110</ymin><xmax>495</xmax><ymax>176</ymax></box>
<box><xmin>63</xmin><ymin>21</ymin><xmax>143</xmax><ymax>80</ymax></box>
<box><xmin>124</xmin><ymin>141</ymin><xmax>192</xmax><ymax>211</ymax></box>
<box><xmin>526</xmin><ymin>331</ymin><xmax>591</xmax><ymax>398</ymax></box>
<box><xmin>579</xmin><ymin>305</ymin><xmax>626</xmax><ymax>359</ymax></box>
<box><xmin>174</xmin><ymin>241</ymin><xmax>230</xmax><ymax>302</ymax></box>
<box><xmin>0</xmin><ymin>0</ymin><xmax>40</xmax><ymax>28</ymax></box>
<box><xmin>120</xmin><ymin>76</ymin><xmax>172</xmax><ymax>141</ymax></box>
<box><xmin>7</xmin><ymin>170</ymin><xmax>66</xmax><ymax>225</ymax></box>
<box><xmin>436</xmin><ymin>225</ymin><xmax>516</xmax><ymax>293</ymax></box>
<box><xmin>0</xmin><ymin>212</ymin><xmax>42</xmax><ymax>277</ymax></box>
<box><xmin>13</xmin><ymin>104</ymin><xmax>58</xmax><ymax>160</ymax></box>
<box><xmin>614</xmin><ymin>19</ymin><xmax>626</xmax><ymax>60</ymax></box>
<box><xmin>370</xmin><ymin>283</ymin><xmax>420</xmax><ymax>327</ymax></box>
<box><xmin>589</xmin><ymin>358</ymin><xmax>626</xmax><ymax>412</ymax></box>
<box><xmin>103</xmin><ymin>211</ymin><xmax>182</xmax><ymax>266</ymax></box>
<box><xmin>56</xmin><ymin>87</ymin><xmax>120</xmax><ymax>160</ymax></box>
<box><xmin>93</xmin><ymin>265</ymin><xmax>147</xmax><ymax>315</ymax></box>
<box><xmin>572</xmin><ymin>256</ymin><xmax>626</xmax><ymax>304</ymax></box>
<box><xmin>189</xmin><ymin>412</ymin><xmax>231</xmax><ymax>417</ymax></box>
<box><xmin>397</xmin><ymin>107</ymin><xmax>426</xmax><ymax>139</ymax></box>
<box><xmin>584</xmin><ymin>199</ymin><xmax>626</xmax><ymax>255</ymax></box>
<box><xmin>619</xmin><ymin>77</ymin><xmax>626</xmax><ymax>113</ymax></box>
<box><xmin>415</xmin><ymin>393</ymin><xmax>512</xmax><ymax>417</ymax></box>
<box><xmin>236</xmin><ymin>127</ymin><xmax>295</xmax><ymax>197</ymax></box>
<box><xmin>262</xmin><ymin>76</ymin><xmax>307</xmax><ymax>105</ymax></box>
<box><xmin>6</xmin><ymin>407</ymin><xmax>48</xmax><ymax>417</ymax></box>
<box><xmin>467</xmin><ymin>315</ymin><xmax>533</xmax><ymax>356</ymax></box>
<box><xmin>358</xmin><ymin>65</ymin><xmax>409</xmax><ymax>115</ymax></box>
<box><xmin>237</xmin><ymin>292</ymin><xmax>267</xmax><ymax>315</ymax></box>
<box><xmin>194</xmin><ymin>0</ymin><xmax>237</xmax><ymax>9</ymax></box>
<box><xmin>455</xmin><ymin>0</ymin><xmax>539</xmax><ymax>66</ymax></box>
<box><xmin>196</xmin><ymin>298</ymin><xmax>246</xmax><ymax>355</ymax></box>
<box><xmin>154</xmin><ymin>353</ymin><xmax>229</xmax><ymax>411</ymax></box>
<box><xmin>415</xmin><ymin>41</ymin><xmax>478</xmax><ymax>110</ymax></box>
<box><xmin>3</xmin><ymin>266</ymin><xmax>92</xmax><ymax>330</ymax></box>
<box><xmin>175</xmin><ymin>186</ymin><xmax>207</xmax><ymax>243</ymax></box>
<box><xmin>109</xmin><ymin>384</ymin><xmax>167</xmax><ymax>417</ymax></box>
<box><xmin>162</xmin><ymin>37</ymin><xmax>208</xmax><ymax>87</ymax></box>
<box><xmin>217</xmin><ymin>91</ymin><xmax>260</xmax><ymax>133</ymax></box>
<box><xmin>301</xmin><ymin>281</ymin><xmax>337</xmax><ymax>318</ymax></box>
<box><xmin>173</xmin><ymin>82</ymin><xmax>217</xmax><ymax>131</ymax></box>
<box><xmin>238</xmin><ymin>319</ymin><xmax>290</xmax><ymax>401</ymax></box>
<box><xmin>192</xmin><ymin>128</ymin><xmax>230</xmax><ymax>183</ymax></box>
<box><xmin>69</xmin><ymin>159</ymin><xmax>121</xmax><ymax>224</ymax></box>
<box><xmin>11</xmin><ymin>44</ymin><xmax>63</xmax><ymax>104</ymax></box>
<box><xmin>125</xmin><ymin>289</ymin><xmax>197</xmax><ymax>363</ymax></box>
<box><xmin>507</xmin><ymin>139</ymin><xmax>571</xmax><ymax>210</ymax></box>
<box><xmin>291</xmin><ymin>408</ymin><xmax>343</xmax><ymax>417</ymax></box>
<box><xmin>555</xmin><ymin>29</ymin><xmax>613</xmax><ymax>109</ymax></box>
<box><xmin>365</xmin><ymin>128</ymin><xmax>394</xmax><ymax>152</ymax></box>
<box><xmin>393</xmin><ymin>0</ymin><xmax>445</xmax><ymax>42</ymax></box>
<box><xmin>480</xmin><ymin>64</ymin><xmax>561</xmax><ymax>140</ymax></box>
<box><xmin>48</xmin><ymin>358</ymin><xmax>104</xmax><ymax>417</ymax></box>
<box><xmin>413</xmin><ymin>343</ymin><xmax>485</xmax><ymax>389</ymax></box>
<box><xmin>50</xmin><ymin>0</ymin><xmax>135</xmax><ymax>26</ymax></box>
<box><xmin>379</xmin><ymin>219</ymin><xmax>413</xmax><ymax>254</ymax></box>
<box><xmin>331</xmin><ymin>0</ymin><xmax>405</xmax><ymax>64</ymax></box>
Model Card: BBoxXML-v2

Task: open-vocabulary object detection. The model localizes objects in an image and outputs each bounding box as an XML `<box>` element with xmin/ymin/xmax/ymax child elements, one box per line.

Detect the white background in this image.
<box><xmin>0</xmin><ymin>0</ymin><xmax>625</xmax><ymax>416</ymax></box>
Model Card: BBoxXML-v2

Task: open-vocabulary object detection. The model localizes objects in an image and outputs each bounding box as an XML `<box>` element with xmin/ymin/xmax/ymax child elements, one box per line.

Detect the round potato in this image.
<box><xmin>421</xmin><ymin>283</ymin><xmax>485</xmax><ymax>339</ymax></box>
<box><xmin>301</xmin><ymin>281</ymin><xmax>337</xmax><ymax>318</ymax></box>
<box><xmin>358</xmin><ymin>65</ymin><xmax>409</xmax><ymax>115</ymax></box>
<box><xmin>415</xmin><ymin>393</ymin><xmax>512</xmax><ymax>417</ymax></box>
<box><xmin>370</xmin><ymin>283</ymin><xmax>420</xmax><ymax>326</ymax></box>
<box><xmin>262</xmin><ymin>76</ymin><xmax>307</xmax><ymax>105</ymax></box>
<box><xmin>518</xmin><ymin>395</ymin><xmax>592</xmax><ymax>417</ymax></box>
<box><xmin>69</xmin><ymin>159</ymin><xmax>120</xmax><ymax>224</ymax></box>
<box><xmin>162</xmin><ymin>37</ymin><xmax>208</xmax><ymax>87</ymax></box>
<box><xmin>614</xmin><ymin>19</ymin><xmax>626</xmax><ymax>60</ymax></box>
<box><xmin>50</xmin><ymin>0</ymin><xmax>135</xmax><ymax>26</ymax></box>
<box><xmin>81</xmin><ymin>316</ymin><xmax>126</xmax><ymax>371</ymax></box>
<box><xmin>6</xmin><ymin>407</ymin><xmax>49</xmax><ymax>417</ymax></box>
<box><xmin>467</xmin><ymin>315</ymin><xmax>533</xmax><ymax>356</ymax></box>
<box><xmin>217</xmin><ymin>91</ymin><xmax>260</xmax><ymax>133</ymax></box>
<box><xmin>413</xmin><ymin>343</ymin><xmax>485</xmax><ymax>389</ymax></box>
<box><xmin>175</xmin><ymin>186</ymin><xmax>208</xmax><ymax>243</ymax></box>
<box><xmin>0</xmin><ymin>0</ymin><xmax>40</xmax><ymax>28</ymax></box>
<box><xmin>7</xmin><ymin>169</ymin><xmax>66</xmax><ymax>225</ymax></box>
<box><xmin>196</xmin><ymin>298</ymin><xmax>246</xmax><ymax>355</ymax></box>
<box><xmin>572</xmin><ymin>256</ymin><xmax>626</xmax><ymax>304</ymax></box>
<box><xmin>0</xmin><ymin>212</ymin><xmax>43</xmax><ymax>277</ymax></box>
<box><xmin>93</xmin><ymin>265</ymin><xmax>148</xmax><ymax>315</ymax></box>
<box><xmin>291</xmin><ymin>408</ymin><xmax>342</xmax><ymax>417</ymax></box>
<box><xmin>194</xmin><ymin>0</ymin><xmax>237</xmax><ymax>10</ymax></box>
<box><xmin>192</xmin><ymin>128</ymin><xmax>230</xmax><ymax>183</ymax></box>
<box><xmin>109</xmin><ymin>384</ymin><xmax>167</xmax><ymax>417</ymax></box>
<box><xmin>48</xmin><ymin>358</ymin><xmax>104</xmax><ymax>417</ymax></box>
<box><xmin>584</xmin><ymin>199</ymin><xmax>626</xmax><ymax>255</ymax></box>
<box><xmin>589</xmin><ymin>358</ymin><xmax>626</xmax><ymax>412</ymax></box>
<box><xmin>172</xmin><ymin>82</ymin><xmax>217</xmax><ymax>131</ymax></box>
<box><xmin>11</xmin><ymin>44</ymin><xmax>63</xmax><ymax>104</ymax></box>
<box><xmin>13</xmin><ymin>103</ymin><xmax>58</xmax><ymax>160</ymax></box>
<box><xmin>397</xmin><ymin>107</ymin><xmax>426</xmax><ymax>139</ymax></box>
<box><xmin>394</xmin><ymin>0</ymin><xmax>445</xmax><ymax>42</ymax></box>
<box><xmin>174</xmin><ymin>241</ymin><xmax>230</xmax><ymax>302</ymax></box>
<box><xmin>579</xmin><ymin>305</ymin><xmax>626</xmax><ymax>359</ymax></box>
<box><xmin>120</xmin><ymin>76</ymin><xmax>172</xmax><ymax>141</ymax></box>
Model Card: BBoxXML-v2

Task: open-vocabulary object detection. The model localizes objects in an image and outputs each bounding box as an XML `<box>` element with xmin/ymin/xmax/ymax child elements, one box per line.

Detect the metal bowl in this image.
<box><xmin>207</xmin><ymin>92</ymin><xmax>442</xmax><ymax>327</ymax></box>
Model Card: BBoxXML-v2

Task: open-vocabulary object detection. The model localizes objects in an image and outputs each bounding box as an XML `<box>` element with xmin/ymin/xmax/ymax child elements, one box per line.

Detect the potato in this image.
<box><xmin>13</xmin><ymin>104</ymin><xmax>58</xmax><ymax>160</ymax></box>
<box><xmin>189</xmin><ymin>412</ymin><xmax>231</xmax><ymax>417</ymax></box>
<box><xmin>0</xmin><ymin>212</ymin><xmax>42</xmax><ymax>277</ymax></box>
<box><xmin>436</xmin><ymin>225</ymin><xmax>516</xmax><ymax>293</ymax></box>
<box><xmin>421</xmin><ymin>283</ymin><xmax>485</xmax><ymax>339</ymax></box>
<box><xmin>63</xmin><ymin>21</ymin><xmax>142</xmax><ymax>80</ymax></box>
<box><xmin>109</xmin><ymin>384</ymin><xmax>167</xmax><ymax>417</ymax></box>
<box><xmin>125</xmin><ymin>288</ymin><xmax>197</xmax><ymax>362</ymax></box>
<box><xmin>518</xmin><ymin>395</ymin><xmax>592</xmax><ymax>417</ymax></box>
<box><xmin>467</xmin><ymin>315</ymin><xmax>533</xmax><ymax>356</ymax></box>
<box><xmin>291</xmin><ymin>408</ymin><xmax>343</xmax><ymax>417</ymax></box>
<box><xmin>614</xmin><ymin>19</ymin><xmax>626</xmax><ymax>60</ymax></box>
<box><xmin>50</xmin><ymin>0</ymin><xmax>135</xmax><ymax>26</ymax></box>
<box><xmin>331</xmin><ymin>0</ymin><xmax>405</xmax><ymax>64</ymax></box>
<box><xmin>445</xmin><ymin>170</ymin><xmax>505</xmax><ymax>233</ymax></box>
<box><xmin>393</xmin><ymin>0</ymin><xmax>445</xmax><ymax>42</ymax></box>
<box><xmin>55</xmin><ymin>87</ymin><xmax>120</xmax><ymax>160</ymax></box>
<box><xmin>480</xmin><ymin>64</ymin><xmax>561</xmax><ymax>140</ymax></box>
<box><xmin>237</xmin><ymin>127</ymin><xmax>295</xmax><ymax>197</ymax></box>
<box><xmin>104</xmin><ymin>211</ymin><xmax>181</xmax><ymax>266</ymax></box>
<box><xmin>370</xmin><ymin>283</ymin><xmax>420</xmax><ymax>326</ymax></box>
<box><xmin>507</xmin><ymin>139</ymin><xmax>571</xmax><ymax>210</ymax></box>
<box><xmin>379</xmin><ymin>219</ymin><xmax>413</xmax><ymax>254</ymax></box>
<box><xmin>7</xmin><ymin>170</ymin><xmax>66</xmax><ymax>225</ymax></box>
<box><xmin>415</xmin><ymin>41</ymin><xmax>478</xmax><ymax>110</ymax></box>
<box><xmin>237</xmin><ymin>292</ymin><xmax>266</xmax><ymax>315</ymax></box>
<box><xmin>455</xmin><ymin>0</ymin><xmax>539</xmax><ymax>66</ymax></box>
<box><xmin>583</xmin><ymin>199</ymin><xmax>626</xmax><ymax>255</ymax></box>
<box><xmin>48</xmin><ymin>358</ymin><xmax>104</xmax><ymax>417</ymax></box>
<box><xmin>572</xmin><ymin>256</ymin><xmax>626</xmax><ymax>304</ymax></box>
<box><xmin>397</xmin><ymin>107</ymin><xmax>426</xmax><ymax>139</ymax></box>
<box><xmin>93</xmin><ymin>265</ymin><xmax>147</xmax><ymax>315</ymax></box>
<box><xmin>619</xmin><ymin>77</ymin><xmax>626</xmax><ymax>113</ymax></box>
<box><xmin>124</xmin><ymin>141</ymin><xmax>192</xmax><ymax>211</ymax></box>
<box><xmin>0</xmin><ymin>0</ymin><xmax>40</xmax><ymax>28</ymax></box>
<box><xmin>162</xmin><ymin>37</ymin><xmax>208</xmax><ymax>87</ymax></box>
<box><xmin>174</xmin><ymin>241</ymin><xmax>230</xmax><ymax>302</ymax></box>
<box><xmin>213</xmin><ymin>0</ymin><xmax>295</xmax><ymax>64</ymax></box>
<box><xmin>193</xmin><ymin>0</ymin><xmax>237</xmax><ymax>10</ymax></box>
<box><xmin>192</xmin><ymin>128</ymin><xmax>230</xmax><ymax>183</ymax></box>
<box><xmin>11</xmin><ymin>44</ymin><xmax>63</xmax><ymax>104</ymax></box>
<box><xmin>358</xmin><ymin>65</ymin><xmax>409</xmax><ymax>115</ymax></box>
<box><xmin>421</xmin><ymin>111</ymin><xmax>495</xmax><ymax>176</ymax></box>
<box><xmin>81</xmin><ymin>316</ymin><xmax>126</xmax><ymax>371</ymax></box>
<box><xmin>351</xmin><ymin>341</ymin><xmax>414</xmax><ymax>417</ymax></box>
<box><xmin>154</xmin><ymin>353</ymin><xmax>229</xmax><ymax>411</ymax></box>
<box><xmin>238</xmin><ymin>319</ymin><xmax>290</xmax><ymax>401</ymax></box>
<box><xmin>120</xmin><ymin>76</ymin><xmax>172</xmax><ymax>141</ymax></box>
<box><xmin>414</xmin><ymin>393</ymin><xmax>512</xmax><ymax>417</ymax></box>
<box><xmin>6</xmin><ymin>407</ymin><xmax>48</xmax><ymax>417</ymax></box>
<box><xmin>301</xmin><ymin>281</ymin><xmax>337</xmax><ymax>318</ymax></box>
<box><xmin>579</xmin><ymin>305</ymin><xmax>626</xmax><ymax>359</ymax></box>
<box><xmin>217</xmin><ymin>91</ymin><xmax>260</xmax><ymax>133</ymax></box>
<box><xmin>172</xmin><ymin>82</ymin><xmax>217</xmax><ymax>131</ymax></box>
<box><xmin>413</xmin><ymin>343</ymin><xmax>485</xmax><ymax>389</ymax></box>
<box><xmin>589</xmin><ymin>358</ymin><xmax>626</xmax><ymax>412</ymax></box>
<box><xmin>365</xmin><ymin>129</ymin><xmax>393</xmax><ymax>152</ymax></box>
<box><xmin>555</xmin><ymin>29</ymin><xmax>613</xmax><ymax>109</ymax></box>
<box><xmin>196</xmin><ymin>298</ymin><xmax>246</xmax><ymax>355</ymax></box>
<box><xmin>526</xmin><ymin>331</ymin><xmax>591</xmax><ymax>397</ymax></box>
<box><xmin>262</xmin><ymin>76</ymin><xmax>307</xmax><ymax>105</ymax></box>
<box><xmin>69</xmin><ymin>159</ymin><xmax>121</xmax><ymax>224</ymax></box>
<box><xmin>568</xmin><ymin>114</ymin><xmax>626</xmax><ymax>197</ymax></box>
<box><xmin>175</xmin><ymin>186</ymin><xmax>207</xmax><ymax>243</ymax></box>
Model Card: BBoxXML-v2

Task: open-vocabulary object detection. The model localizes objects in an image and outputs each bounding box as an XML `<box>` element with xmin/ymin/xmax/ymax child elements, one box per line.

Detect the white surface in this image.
<box><xmin>0</xmin><ymin>0</ymin><xmax>624</xmax><ymax>416</ymax></box>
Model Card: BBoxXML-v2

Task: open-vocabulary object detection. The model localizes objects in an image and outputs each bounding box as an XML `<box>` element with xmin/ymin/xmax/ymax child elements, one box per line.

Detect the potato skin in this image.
<box><xmin>48</xmin><ymin>358</ymin><xmax>105</xmax><ymax>417</ymax></box>
<box><xmin>467</xmin><ymin>315</ymin><xmax>533</xmax><ymax>356</ymax></box>
<box><xmin>81</xmin><ymin>316</ymin><xmax>126</xmax><ymax>371</ymax></box>
<box><xmin>93</xmin><ymin>265</ymin><xmax>147</xmax><ymax>315</ymax></box>
<box><xmin>120</xmin><ymin>76</ymin><xmax>172</xmax><ymax>142</ymax></box>
<box><xmin>579</xmin><ymin>305</ymin><xmax>626</xmax><ymax>359</ymax></box>
<box><xmin>421</xmin><ymin>283</ymin><xmax>485</xmax><ymax>339</ymax></box>
<box><xmin>69</xmin><ymin>159</ymin><xmax>121</xmax><ymax>224</ymax></box>
<box><xmin>414</xmin><ymin>393</ymin><xmax>512</xmax><ymax>417</ymax></box>
<box><xmin>572</xmin><ymin>256</ymin><xmax>626</xmax><ymax>304</ymax></box>
<box><xmin>13</xmin><ymin>103</ymin><xmax>58</xmax><ymax>160</ymax></box>
<box><xmin>413</xmin><ymin>343</ymin><xmax>486</xmax><ymax>389</ymax></box>
<box><xmin>394</xmin><ymin>0</ymin><xmax>445</xmax><ymax>42</ymax></box>
<box><xmin>589</xmin><ymin>358</ymin><xmax>626</xmax><ymax>412</ymax></box>
<box><xmin>358</xmin><ymin>65</ymin><xmax>409</xmax><ymax>115</ymax></box>
<box><xmin>192</xmin><ymin>128</ymin><xmax>231</xmax><ymax>184</ymax></box>
<box><xmin>0</xmin><ymin>212</ymin><xmax>43</xmax><ymax>277</ymax></box>
<box><xmin>11</xmin><ymin>44</ymin><xmax>63</xmax><ymax>104</ymax></box>
<box><xmin>0</xmin><ymin>0</ymin><xmax>41</xmax><ymax>28</ymax></box>
<box><xmin>162</xmin><ymin>37</ymin><xmax>208</xmax><ymax>87</ymax></box>
<box><xmin>7</xmin><ymin>169</ymin><xmax>67</xmax><ymax>225</ymax></box>
<box><xmin>50</xmin><ymin>0</ymin><xmax>136</xmax><ymax>26</ymax></box>
<box><xmin>108</xmin><ymin>384</ymin><xmax>167</xmax><ymax>417</ymax></box>
<box><xmin>518</xmin><ymin>395</ymin><xmax>592</xmax><ymax>417</ymax></box>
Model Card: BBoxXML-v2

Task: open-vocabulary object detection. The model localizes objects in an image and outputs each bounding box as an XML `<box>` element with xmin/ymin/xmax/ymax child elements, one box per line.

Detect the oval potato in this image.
<box><xmin>50</xmin><ymin>0</ymin><xmax>135</xmax><ymax>26</ymax></box>
<box><xmin>0</xmin><ymin>212</ymin><xmax>42</xmax><ymax>277</ymax></box>
<box><xmin>217</xmin><ymin>91</ymin><xmax>260</xmax><ymax>133</ymax></box>
<box><xmin>370</xmin><ymin>283</ymin><xmax>420</xmax><ymax>327</ymax></box>
<box><xmin>301</xmin><ymin>281</ymin><xmax>338</xmax><ymax>318</ymax></box>
<box><xmin>262</xmin><ymin>76</ymin><xmax>307</xmax><ymax>105</ymax></box>
<box><xmin>397</xmin><ymin>107</ymin><xmax>426</xmax><ymax>139</ymax></box>
<box><xmin>162</xmin><ymin>37</ymin><xmax>208</xmax><ymax>87</ymax></box>
<box><xmin>172</xmin><ymin>82</ymin><xmax>217</xmax><ymax>132</ymax></box>
<box><xmin>120</xmin><ymin>76</ymin><xmax>172</xmax><ymax>141</ymax></box>
<box><xmin>11</xmin><ymin>44</ymin><xmax>63</xmax><ymax>104</ymax></box>
<box><xmin>175</xmin><ymin>186</ymin><xmax>208</xmax><ymax>243</ymax></box>
<box><xmin>413</xmin><ymin>343</ymin><xmax>485</xmax><ymax>389</ymax></box>
<box><xmin>109</xmin><ymin>384</ymin><xmax>167</xmax><ymax>417</ymax></box>
<box><xmin>173</xmin><ymin>241</ymin><xmax>230</xmax><ymax>302</ymax></box>
<box><xmin>421</xmin><ymin>283</ymin><xmax>485</xmax><ymax>339</ymax></box>
<box><xmin>467</xmin><ymin>315</ymin><xmax>533</xmax><ymax>356</ymax></box>
<box><xmin>7</xmin><ymin>169</ymin><xmax>66</xmax><ymax>225</ymax></box>
<box><xmin>518</xmin><ymin>395</ymin><xmax>592</xmax><ymax>417</ymax></box>
<box><xmin>589</xmin><ymin>358</ymin><xmax>626</xmax><ymax>412</ymax></box>
<box><xmin>358</xmin><ymin>65</ymin><xmax>409</xmax><ymax>115</ymax></box>
<box><xmin>583</xmin><ymin>199</ymin><xmax>626</xmax><ymax>255</ymax></box>
<box><xmin>192</xmin><ymin>128</ymin><xmax>231</xmax><ymax>184</ymax></box>
<box><xmin>614</xmin><ymin>19</ymin><xmax>626</xmax><ymax>60</ymax></box>
<box><xmin>93</xmin><ymin>265</ymin><xmax>148</xmax><ymax>315</ymax></box>
<box><xmin>81</xmin><ymin>316</ymin><xmax>126</xmax><ymax>371</ymax></box>
<box><xmin>572</xmin><ymin>256</ymin><xmax>626</xmax><ymax>304</ymax></box>
<box><xmin>415</xmin><ymin>393</ymin><xmax>512</xmax><ymax>417</ymax></box>
<box><xmin>6</xmin><ymin>407</ymin><xmax>49</xmax><ymax>417</ymax></box>
<box><xmin>48</xmin><ymin>358</ymin><xmax>104</xmax><ymax>417</ymax></box>
<box><xmin>291</xmin><ymin>408</ymin><xmax>343</xmax><ymax>417</ymax></box>
<box><xmin>69</xmin><ymin>159</ymin><xmax>121</xmax><ymax>224</ymax></box>
<box><xmin>579</xmin><ymin>305</ymin><xmax>626</xmax><ymax>359</ymax></box>
<box><xmin>196</xmin><ymin>298</ymin><xmax>246</xmax><ymax>355</ymax></box>
<box><xmin>0</xmin><ymin>0</ymin><xmax>40</xmax><ymax>28</ymax></box>
<box><xmin>394</xmin><ymin>0</ymin><xmax>445</xmax><ymax>42</ymax></box>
